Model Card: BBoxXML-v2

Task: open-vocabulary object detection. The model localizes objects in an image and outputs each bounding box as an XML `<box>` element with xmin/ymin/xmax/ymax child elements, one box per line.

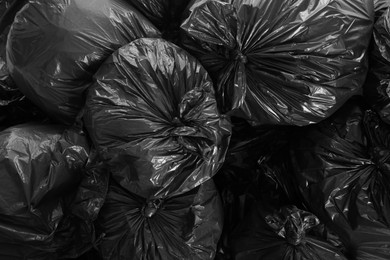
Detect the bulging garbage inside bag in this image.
<box><xmin>0</xmin><ymin>0</ymin><xmax>46</xmax><ymax>130</ymax></box>
<box><xmin>181</xmin><ymin>0</ymin><xmax>374</xmax><ymax>126</ymax></box>
<box><xmin>126</xmin><ymin>0</ymin><xmax>191</xmax><ymax>42</ymax></box>
<box><xmin>291</xmin><ymin>99</ymin><xmax>390</xmax><ymax>259</ymax></box>
<box><xmin>96</xmin><ymin>179</ymin><xmax>222</xmax><ymax>260</ymax></box>
<box><xmin>83</xmin><ymin>38</ymin><xmax>231</xmax><ymax>199</ymax></box>
<box><xmin>6</xmin><ymin>0</ymin><xmax>161</xmax><ymax>125</ymax></box>
<box><xmin>0</xmin><ymin>123</ymin><xmax>91</xmax><ymax>258</ymax></box>
<box><xmin>364</xmin><ymin>7</ymin><xmax>390</xmax><ymax>124</ymax></box>
<box><xmin>231</xmin><ymin>204</ymin><xmax>347</xmax><ymax>260</ymax></box>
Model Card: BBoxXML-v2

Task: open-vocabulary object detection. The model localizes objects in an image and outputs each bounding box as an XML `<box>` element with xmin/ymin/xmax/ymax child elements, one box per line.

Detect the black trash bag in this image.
<box><xmin>291</xmin><ymin>99</ymin><xmax>390</xmax><ymax>259</ymax></box>
<box><xmin>96</xmin><ymin>179</ymin><xmax>222</xmax><ymax>260</ymax></box>
<box><xmin>364</xmin><ymin>7</ymin><xmax>390</xmax><ymax>124</ymax></box>
<box><xmin>83</xmin><ymin>38</ymin><xmax>232</xmax><ymax>199</ymax></box>
<box><xmin>231</xmin><ymin>205</ymin><xmax>347</xmax><ymax>260</ymax></box>
<box><xmin>0</xmin><ymin>0</ymin><xmax>47</xmax><ymax>130</ymax></box>
<box><xmin>214</xmin><ymin>117</ymin><xmax>295</xmax><ymax>259</ymax></box>
<box><xmin>6</xmin><ymin>0</ymin><xmax>161</xmax><ymax>126</ymax></box>
<box><xmin>126</xmin><ymin>0</ymin><xmax>191</xmax><ymax>43</ymax></box>
<box><xmin>180</xmin><ymin>0</ymin><xmax>374</xmax><ymax>126</ymax></box>
<box><xmin>0</xmin><ymin>123</ymin><xmax>91</xmax><ymax>259</ymax></box>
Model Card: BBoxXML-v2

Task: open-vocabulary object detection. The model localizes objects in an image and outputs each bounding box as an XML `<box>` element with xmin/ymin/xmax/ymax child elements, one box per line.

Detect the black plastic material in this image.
<box><xmin>231</xmin><ymin>205</ymin><xmax>347</xmax><ymax>260</ymax></box>
<box><xmin>291</xmin><ymin>100</ymin><xmax>390</xmax><ymax>259</ymax></box>
<box><xmin>364</xmin><ymin>7</ymin><xmax>390</xmax><ymax>124</ymax></box>
<box><xmin>0</xmin><ymin>123</ymin><xmax>91</xmax><ymax>258</ymax></box>
<box><xmin>83</xmin><ymin>38</ymin><xmax>231</xmax><ymax>199</ymax></box>
<box><xmin>7</xmin><ymin>0</ymin><xmax>161</xmax><ymax>125</ymax></box>
<box><xmin>181</xmin><ymin>0</ymin><xmax>374</xmax><ymax>126</ymax></box>
<box><xmin>96</xmin><ymin>179</ymin><xmax>222</xmax><ymax>260</ymax></box>
<box><xmin>127</xmin><ymin>0</ymin><xmax>191</xmax><ymax>42</ymax></box>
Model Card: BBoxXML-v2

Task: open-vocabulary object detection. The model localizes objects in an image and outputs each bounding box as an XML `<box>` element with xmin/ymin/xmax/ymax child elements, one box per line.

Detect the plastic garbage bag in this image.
<box><xmin>231</xmin><ymin>205</ymin><xmax>347</xmax><ymax>260</ymax></box>
<box><xmin>291</xmin><ymin>99</ymin><xmax>390</xmax><ymax>259</ymax></box>
<box><xmin>7</xmin><ymin>0</ymin><xmax>161</xmax><ymax>125</ymax></box>
<box><xmin>96</xmin><ymin>179</ymin><xmax>222</xmax><ymax>260</ymax></box>
<box><xmin>126</xmin><ymin>0</ymin><xmax>191</xmax><ymax>42</ymax></box>
<box><xmin>0</xmin><ymin>0</ymin><xmax>46</xmax><ymax>130</ymax></box>
<box><xmin>181</xmin><ymin>0</ymin><xmax>374</xmax><ymax>126</ymax></box>
<box><xmin>83</xmin><ymin>38</ymin><xmax>231</xmax><ymax>199</ymax></box>
<box><xmin>364</xmin><ymin>7</ymin><xmax>390</xmax><ymax>124</ymax></box>
<box><xmin>0</xmin><ymin>123</ymin><xmax>91</xmax><ymax>259</ymax></box>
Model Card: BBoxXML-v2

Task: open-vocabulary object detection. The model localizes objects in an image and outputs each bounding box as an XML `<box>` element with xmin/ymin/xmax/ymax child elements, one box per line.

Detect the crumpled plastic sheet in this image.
<box><xmin>83</xmin><ymin>38</ymin><xmax>231</xmax><ymax>199</ymax></box>
<box><xmin>291</xmin><ymin>99</ymin><xmax>390</xmax><ymax>259</ymax></box>
<box><xmin>96</xmin><ymin>179</ymin><xmax>222</xmax><ymax>260</ymax></box>
<box><xmin>231</xmin><ymin>205</ymin><xmax>347</xmax><ymax>260</ymax></box>
<box><xmin>0</xmin><ymin>123</ymin><xmax>91</xmax><ymax>259</ymax></box>
<box><xmin>126</xmin><ymin>0</ymin><xmax>191</xmax><ymax>42</ymax></box>
<box><xmin>181</xmin><ymin>0</ymin><xmax>374</xmax><ymax>126</ymax></box>
<box><xmin>364</xmin><ymin>7</ymin><xmax>390</xmax><ymax>124</ymax></box>
<box><xmin>6</xmin><ymin>0</ymin><xmax>161</xmax><ymax>125</ymax></box>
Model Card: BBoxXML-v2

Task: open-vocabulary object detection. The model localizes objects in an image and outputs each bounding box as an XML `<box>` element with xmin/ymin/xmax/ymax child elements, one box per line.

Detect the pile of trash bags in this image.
<box><xmin>1</xmin><ymin>0</ymin><xmax>390</xmax><ymax>259</ymax></box>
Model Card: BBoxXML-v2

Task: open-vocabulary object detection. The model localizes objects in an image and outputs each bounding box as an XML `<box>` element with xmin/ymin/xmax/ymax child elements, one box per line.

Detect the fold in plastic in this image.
<box><xmin>97</xmin><ymin>179</ymin><xmax>222</xmax><ymax>260</ymax></box>
<box><xmin>364</xmin><ymin>7</ymin><xmax>390</xmax><ymax>123</ymax></box>
<box><xmin>84</xmin><ymin>38</ymin><xmax>231</xmax><ymax>199</ymax></box>
<box><xmin>126</xmin><ymin>0</ymin><xmax>191</xmax><ymax>41</ymax></box>
<box><xmin>0</xmin><ymin>123</ymin><xmax>90</xmax><ymax>258</ymax></box>
<box><xmin>181</xmin><ymin>0</ymin><xmax>374</xmax><ymax>126</ymax></box>
<box><xmin>231</xmin><ymin>205</ymin><xmax>347</xmax><ymax>260</ymax></box>
<box><xmin>6</xmin><ymin>0</ymin><xmax>161</xmax><ymax>125</ymax></box>
<box><xmin>291</xmin><ymin>100</ymin><xmax>390</xmax><ymax>259</ymax></box>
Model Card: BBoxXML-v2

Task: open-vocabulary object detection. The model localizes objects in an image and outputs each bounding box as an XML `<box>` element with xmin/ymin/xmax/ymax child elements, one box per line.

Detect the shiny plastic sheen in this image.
<box><xmin>97</xmin><ymin>180</ymin><xmax>222</xmax><ymax>260</ymax></box>
<box><xmin>231</xmin><ymin>205</ymin><xmax>347</xmax><ymax>260</ymax></box>
<box><xmin>84</xmin><ymin>38</ymin><xmax>231</xmax><ymax>199</ymax></box>
<box><xmin>291</xmin><ymin>100</ymin><xmax>390</xmax><ymax>259</ymax></box>
<box><xmin>181</xmin><ymin>0</ymin><xmax>374</xmax><ymax>126</ymax></box>
<box><xmin>0</xmin><ymin>124</ymin><xmax>90</xmax><ymax>258</ymax></box>
<box><xmin>6</xmin><ymin>0</ymin><xmax>161</xmax><ymax>125</ymax></box>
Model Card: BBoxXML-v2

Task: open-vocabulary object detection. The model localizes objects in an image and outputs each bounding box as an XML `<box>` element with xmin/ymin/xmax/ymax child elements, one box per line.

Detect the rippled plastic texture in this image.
<box><xmin>97</xmin><ymin>179</ymin><xmax>222</xmax><ymax>260</ymax></box>
<box><xmin>0</xmin><ymin>0</ymin><xmax>46</xmax><ymax>130</ymax></box>
<box><xmin>364</xmin><ymin>7</ymin><xmax>390</xmax><ymax>123</ymax></box>
<box><xmin>84</xmin><ymin>38</ymin><xmax>231</xmax><ymax>199</ymax></box>
<box><xmin>127</xmin><ymin>0</ymin><xmax>190</xmax><ymax>42</ymax></box>
<box><xmin>0</xmin><ymin>123</ymin><xmax>90</xmax><ymax>258</ymax></box>
<box><xmin>375</xmin><ymin>0</ymin><xmax>390</xmax><ymax>18</ymax></box>
<box><xmin>6</xmin><ymin>0</ymin><xmax>161</xmax><ymax>125</ymax></box>
<box><xmin>291</xmin><ymin>100</ymin><xmax>390</xmax><ymax>259</ymax></box>
<box><xmin>231</xmin><ymin>205</ymin><xmax>347</xmax><ymax>260</ymax></box>
<box><xmin>181</xmin><ymin>0</ymin><xmax>374</xmax><ymax>126</ymax></box>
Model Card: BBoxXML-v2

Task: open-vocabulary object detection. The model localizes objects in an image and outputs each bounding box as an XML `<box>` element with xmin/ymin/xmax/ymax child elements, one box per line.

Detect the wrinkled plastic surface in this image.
<box><xmin>97</xmin><ymin>179</ymin><xmax>222</xmax><ymax>260</ymax></box>
<box><xmin>364</xmin><ymin>7</ymin><xmax>390</xmax><ymax>124</ymax></box>
<box><xmin>127</xmin><ymin>0</ymin><xmax>190</xmax><ymax>42</ymax></box>
<box><xmin>0</xmin><ymin>123</ymin><xmax>91</xmax><ymax>258</ymax></box>
<box><xmin>231</xmin><ymin>205</ymin><xmax>347</xmax><ymax>260</ymax></box>
<box><xmin>84</xmin><ymin>38</ymin><xmax>231</xmax><ymax>199</ymax></box>
<box><xmin>7</xmin><ymin>0</ymin><xmax>161</xmax><ymax>125</ymax></box>
<box><xmin>0</xmin><ymin>0</ymin><xmax>46</xmax><ymax>130</ymax></box>
<box><xmin>181</xmin><ymin>0</ymin><xmax>374</xmax><ymax>126</ymax></box>
<box><xmin>374</xmin><ymin>0</ymin><xmax>390</xmax><ymax>18</ymax></box>
<box><xmin>291</xmin><ymin>100</ymin><xmax>390</xmax><ymax>259</ymax></box>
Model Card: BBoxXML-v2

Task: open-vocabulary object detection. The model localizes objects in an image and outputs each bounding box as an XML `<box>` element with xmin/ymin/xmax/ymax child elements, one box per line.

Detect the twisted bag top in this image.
<box><xmin>97</xmin><ymin>179</ymin><xmax>222</xmax><ymax>260</ymax></box>
<box><xmin>181</xmin><ymin>0</ymin><xmax>374</xmax><ymax>126</ymax></box>
<box><xmin>291</xmin><ymin>100</ymin><xmax>390</xmax><ymax>259</ymax></box>
<box><xmin>84</xmin><ymin>38</ymin><xmax>231</xmax><ymax>199</ymax></box>
<box><xmin>7</xmin><ymin>0</ymin><xmax>161</xmax><ymax>125</ymax></box>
